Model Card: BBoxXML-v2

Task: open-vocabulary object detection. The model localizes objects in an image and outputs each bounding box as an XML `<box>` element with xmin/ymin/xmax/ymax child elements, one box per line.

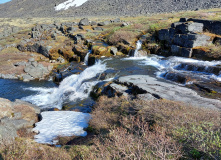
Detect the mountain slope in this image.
<box><xmin>0</xmin><ymin>0</ymin><xmax>220</xmax><ymax>18</ymax></box>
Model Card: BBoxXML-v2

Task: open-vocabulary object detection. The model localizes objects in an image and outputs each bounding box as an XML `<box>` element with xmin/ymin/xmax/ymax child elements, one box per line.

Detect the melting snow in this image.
<box><xmin>55</xmin><ymin>0</ymin><xmax>88</xmax><ymax>11</ymax></box>
<box><xmin>33</xmin><ymin>111</ymin><xmax>91</xmax><ymax>144</ymax></box>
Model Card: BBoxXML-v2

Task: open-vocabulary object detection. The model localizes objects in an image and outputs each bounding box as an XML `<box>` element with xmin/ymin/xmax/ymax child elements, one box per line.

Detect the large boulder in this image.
<box><xmin>79</xmin><ymin>18</ymin><xmax>89</xmax><ymax>26</ymax></box>
<box><xmin>175</xmin><ymin>22</ymin><xmax>204</xmax><ymax>34</ymax></box>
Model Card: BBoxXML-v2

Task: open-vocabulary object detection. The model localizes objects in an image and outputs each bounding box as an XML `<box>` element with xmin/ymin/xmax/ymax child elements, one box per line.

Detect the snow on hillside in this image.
<box><xmin>55</xmin><ymin>0</ymin><xmax>88</xmax><ymax>11</ymax></box>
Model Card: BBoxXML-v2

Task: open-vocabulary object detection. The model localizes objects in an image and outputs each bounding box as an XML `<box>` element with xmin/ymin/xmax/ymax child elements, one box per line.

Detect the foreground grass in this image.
<box><xmin>1</xmin><ymin>96</ymin><xmax>220</xmax><ymax>159</ymax></box>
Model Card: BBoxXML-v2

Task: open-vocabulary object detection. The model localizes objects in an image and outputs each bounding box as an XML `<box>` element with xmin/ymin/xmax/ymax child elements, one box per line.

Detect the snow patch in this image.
<box><xmin>33</xmin><ymin>111</ymin><xmax>91</xmax><ymax>144</ymax></box>
<box><xmin>55</xmin><ymin>0</ymin><xmax>88</xmax><ymax>11</ymax></box>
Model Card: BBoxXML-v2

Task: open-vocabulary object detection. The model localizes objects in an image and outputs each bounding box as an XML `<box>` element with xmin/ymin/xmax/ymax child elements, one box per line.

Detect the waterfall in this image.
<box><xmin>22</xmin><ymin>60</ymin><xmax>107</xmax><ymax>109</ymax></box>
<box><xmin>134</xmin><ymin>40</ymin><xmax>142</xmax><ymax>57</ymax></box>
<box><xmin>84</xmin><ymin>50</ymin><xmax>91</xmax><ymax>65</ymax></box>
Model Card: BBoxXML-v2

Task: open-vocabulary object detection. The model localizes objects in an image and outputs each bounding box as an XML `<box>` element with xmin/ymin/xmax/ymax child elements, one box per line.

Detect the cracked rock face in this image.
<box><xmin>110</xmin><ymin>75</ymin><xmax>221</xmax><ymax>110</ymax></box>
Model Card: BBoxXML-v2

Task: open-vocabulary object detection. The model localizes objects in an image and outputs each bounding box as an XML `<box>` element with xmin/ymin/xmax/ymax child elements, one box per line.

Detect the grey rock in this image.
<box><xmin>90</xmin><ymin>21</ymin><xmax>97</xmax><ymax>26</ymax></box>
<box><xmin>31</xmin><ymin>61</ymin><xmax>38</xmax><ymax>67</ymax></box>
<box><xmin>22</xmin><ymin>74</ymin><xmax>33</xmax><ymax>82</ymax></box>
<box><xmin>1</xmin><ymin>74</ymin><xmax>17</xmax><ymax>79</ymax></box>
<box><xmin>13</xmin><ymin>112</ymin><xmax>22</xmax><ymax>119</ymax></box>
<box><xmin>187</xmin><ymin>18</ymin><xmax>221</xmax><ymax>35</ymax></box>
<box><xmin>67</xmin><ymin>26</ymin><xmax>77</xmax><ymax>33</ymax></box>
<box><xmin>117</xmin><ymin>75</ymin><xmax>221</xmax><ymax>110</ymax></box>
<box><xmin>79</xmin><ymin>18</ymin><xmax>89</xmax><ymax>26</ymax></box>
<box><xmin>14</xmin><ymin>99</ymin><xmax>40</xmax><ymax>114</ymax></box>
<box><xmin>14</xmin><ymin>61</ymin><xmax>27</xmax><ymax>67</ymax></box>
<box><xmin>110</xmin><ymin>46</ymin><xmax>118</xmax><ymax>55</ymax></box>
<box><xmin>93</xmin><ymin>27</ymin><xmax>104</xmax><ymax>31</ymax></box>
<box><xmin>175</xmin><ymin>22</ymin><xmax>204</xmax><ymax>34</ymax></box>
<box><xmin>11</xmin><ymin>119</ymin><xmax>30</xmax><ymax>130</ymax></box>
<box><xmin>57</xmin><ymin>57</ymin><xmax>65</xmax><ymax>63</ymax></box>
<box><xmin>31</xmin><ymin>31</ymin><xmax>41</xmax><ymax>39</ymax></box>
<box><xmin>121</xmin><ymin>22</ymin><xmax>129</xmax><ymax>27</ymax></box>
<box><xmin>0</xmin><ymin>122</ymin><xmax>17</xmax><ymax>145</ymax></box>
<box><xmin>112</xmin><ymin>18</ymin><xmax>121</xmax><ymax>23</ymax></box>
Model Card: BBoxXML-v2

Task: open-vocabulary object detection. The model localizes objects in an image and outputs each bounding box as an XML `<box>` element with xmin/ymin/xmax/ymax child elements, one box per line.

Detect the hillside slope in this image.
<box><xmin>0</xmin><ymin>0</ymin><xmax>220</xmax><ymax>17</ymax></box>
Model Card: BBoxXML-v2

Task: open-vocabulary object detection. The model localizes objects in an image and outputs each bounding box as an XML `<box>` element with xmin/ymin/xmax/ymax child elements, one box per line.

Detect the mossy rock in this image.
<box><xmin>49</xmin><ymin>49</ymin><xmax>60</xmax><ymax>60</ymax></box>
<box><xmin>116</xmin><ymin>52</ymin><xmax>124</xmax><ymax>56</ymax></box>
<box><xmin>92</xmin><ymin>45</ymin><xmax>112</xmax><ymax>57</ymax></box>
<box><xmin>62</xmin><ymin>49</ymin><xmax>75</xmax><ymax>61</ymax></box>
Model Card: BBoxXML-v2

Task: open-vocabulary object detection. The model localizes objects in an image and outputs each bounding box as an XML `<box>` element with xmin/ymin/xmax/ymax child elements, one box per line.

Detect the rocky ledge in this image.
<box><xmin>99</xmin><ymin>75</ymin><xmax>221</xmax><ymax>110</ymax></box>
<box><xmin>0</xmin><ymin>98</ymin><xmax>40</xmax><ymax>145</ymax></box>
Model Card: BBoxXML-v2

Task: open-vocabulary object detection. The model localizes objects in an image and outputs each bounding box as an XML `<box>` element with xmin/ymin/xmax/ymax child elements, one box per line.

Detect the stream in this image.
<box><xmin>1</xmin><ymin>41</ymin><xmax>221</xmax><ymax>144</ymax></box>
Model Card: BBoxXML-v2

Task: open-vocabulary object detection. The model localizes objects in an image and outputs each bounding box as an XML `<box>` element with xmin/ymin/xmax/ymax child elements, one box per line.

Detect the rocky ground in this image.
<box><xmin>0</xmin><ymin>98</ymin><xmax>40</xmax><ymax>145</ymax></box>
<box><xmin>0</xmin><ymin>8</ymin><xmax>220</xmax><ymax>159</ymax></box>
<box><xmin>0</xmin><ymin>0</ymin><xmax>220</xmax><ymax>17</ymax></box>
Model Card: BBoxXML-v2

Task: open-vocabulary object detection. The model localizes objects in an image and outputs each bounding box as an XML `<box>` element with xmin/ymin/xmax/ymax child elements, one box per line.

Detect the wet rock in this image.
<box><xmin>176</xmin><ymin>63</ymin><xmax>221</xmax><ymax>75</ymax></box>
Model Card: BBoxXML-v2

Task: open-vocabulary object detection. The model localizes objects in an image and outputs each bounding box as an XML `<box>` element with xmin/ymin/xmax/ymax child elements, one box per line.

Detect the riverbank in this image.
<box><xmin>0</xmin><ymin>8</ymin><xmax>221</xmax><ymax>159</ymax></box>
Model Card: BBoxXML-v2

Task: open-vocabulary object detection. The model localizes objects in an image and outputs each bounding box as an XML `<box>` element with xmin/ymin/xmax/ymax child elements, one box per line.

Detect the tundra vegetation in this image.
<box><xmin>0</xmin><ymin>8</ymin><xmax>221</xmax><ymax>160</ymax></box>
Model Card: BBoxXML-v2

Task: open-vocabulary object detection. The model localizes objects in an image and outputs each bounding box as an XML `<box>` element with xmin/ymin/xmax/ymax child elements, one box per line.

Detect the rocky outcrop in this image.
<box><xmin>23</xmin><ymin>58</ymin><xmax>52</xmax><ymax>81</ymax></box>
<box><xmin>102</xmin><ymin>75</ymin><xmax>221</xmax><ymax>110</ymax></box>
<box><xmin>0</xmin><ymin>98</ymin><xmax>40</xmax><ymax>145</ymax></box>
<box><xmin>0</xmin><ymin>0</ymin><xmax>220</xmax><ymax>18</ymax></box>
<box><xmin>17</xmin><ymin>43</ymin><xmax>52</xmax><ymax>58</ymax></box>
<box><xmin>156</xmin><ymin>18</ymin><xmax>218</xmax><ymax>58</ymax></box>
<box><xmin>187</xmin><ymin>18</ymin><xmax>221</xmax><ymax>36</ymax></box>
<box><xmin>0</xmin><ymin>25</ymin><xmax>21</xmax><ymax>38</ymax></box>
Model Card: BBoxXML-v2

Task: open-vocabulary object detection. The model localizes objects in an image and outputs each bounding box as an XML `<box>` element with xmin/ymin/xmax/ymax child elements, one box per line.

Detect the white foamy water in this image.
<box><xmin>22</xmin><ymin>60</ymin><xmax>107</xmax><ymax>109</ymax></box>
<box><xmin>84</xmin><ymin>51</ymin><xmax>91</xmax><ymax>66</ymax></box>
<box><xmin>123</xmin><ymin>55</ymin><xmax>221</xmax><ymax>82</ymax></box>
<box><xmin>134</xmin><ymin>40</ymin><xmax>142</xmax><ymax>57</ymax></box>
<box><xmin>55</xmin><ymin>0</ymin><xmax>88</xmax><ymax>11</ymax></box>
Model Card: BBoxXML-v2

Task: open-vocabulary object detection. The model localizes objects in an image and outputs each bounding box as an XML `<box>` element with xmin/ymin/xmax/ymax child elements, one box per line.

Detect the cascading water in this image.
<box><xmin>22</xmin><ymin>60</ymin><xmax>107</xmax><ymax>109</ymax></box>
<box><xmin>84</xmin><ymin>50</ymin><xmax>91</xmax><ymax>66</ymax></box>
<box><xmin>137</xmin><ymin>55</ymin><xmax>221</xmax><ymax>82</ymax></box>
<box><xmin>134</xmin><ymin>40</ymin><xmax>142</xmax><ymax>57</ymax></box>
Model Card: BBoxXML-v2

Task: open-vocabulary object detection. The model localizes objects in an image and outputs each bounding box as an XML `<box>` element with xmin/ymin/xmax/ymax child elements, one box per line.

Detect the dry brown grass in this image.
<box><xmin>0</xmin><ymin>138</ymin><xmax>71</xmax><ymax>160</ymax></box>
<box><xmin>89</xmin><ymin>96</ymin><xmax>221</xmax><ymax>159</ymax></box>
